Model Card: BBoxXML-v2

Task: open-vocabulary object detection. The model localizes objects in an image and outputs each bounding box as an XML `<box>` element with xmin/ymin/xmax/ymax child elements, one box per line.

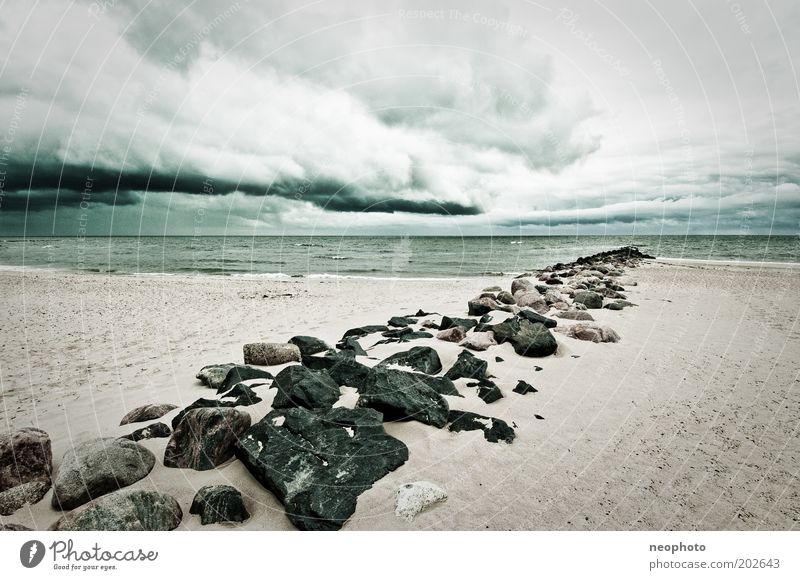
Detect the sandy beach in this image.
<box><xmin>0</xmin><ymin>258</ymin><xmax>798</xmax><ymax>531</ymax></box>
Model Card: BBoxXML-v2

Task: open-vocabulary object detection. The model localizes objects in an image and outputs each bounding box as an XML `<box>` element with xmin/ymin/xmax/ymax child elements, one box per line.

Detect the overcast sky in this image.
<box><xmin>0</xmin><ymin>0</ymin><xmax>798</xmax><ymax>236</ymax></box>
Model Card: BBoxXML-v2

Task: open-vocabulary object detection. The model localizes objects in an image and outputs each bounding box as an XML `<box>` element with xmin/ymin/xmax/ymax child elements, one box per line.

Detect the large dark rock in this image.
<box><xmin>272</xmin><ymin>365</ymin><xmax>340</xmax><ymax>410</ymax></box>
<box><xmin>573</xmin><ymin>291</ymin><xmax>603</xmax><ymax>309</ymax></box>
<box><xmin>52</xmin><ymin>438</ymin><xmax>155</xmax><ymax>510</ymax></box>
<box><xmin>121</xmin><ymin>422</ymin><xmax>171</xmax><ymax>442</ymax></box>
<box><xmin>374</xmin><ymin>331</ymin><xmax>433</xmax><ymax>345</ymax></box>
<box><xmin>518</xmin><ymin>309</ymin><xmax>557</xmax><ymax>328</ymax></box>
<box><xmin>120</xmin><ymin>403</ymin><xmax>178</xmax><ymax>426</ymax></box>
<box><xmin>172</xmin><ymin>398</ymin><xmax>236</xmax><ymax>428</ymax></box>
<box><xmin>0</xmin><ymin>523</ymin><xmax>31</xmax><ymax>531</ymax></box>
<box><xmin>336</xmin><ymin>337</ymin><xmax>367</xmax><ymax>355</ymax></box>
<box><xmin>0</xmin><ymin>427</ymin><xmax>51</xmax><ymax>493</ymax></box>
<box><xmin>50</xmin><ymin>490</ymin><xmax>182</xmax><ymax>531</ymax></box>
<box><xmin>164</xmin><ymin>408</ymin><xmax>251</xmax><ymax>471</ymax></box>
<box><xmin>342</xmin><ymin>325</ymin><xmax>389</xmax><ymax>339</ymax></box>
<box><xmin>444</xmin><ymin>350</ymin><xmax>488</xmax><ymax>381</ymax></box>
<box><xmin>446</xmin><ymin>411</ymin><xmax>516</xmax><ymax>444</ymax></box>
<box><xmin>378</xmin><ymin>346</ymin><xmax>442</xmax><ymax>374</ymax></box>
<box><xmin>190</xmin><ymin>485</ymin><xmax>249</xmax><ymax>525</ymax></box>
<box><xmin>488</xmin><ymin>317</ymin><xmax>521</xmax><ymax>344</ymax></box>
<box><xmin>235</xmin><ymin>407</ymin><xmax>409</xmax><ymax>531</ymax></box>
<box><xmin>196</xmin><ymin>364</ymin><xmax>273</xmax><ymax>393</ymax></box>
<box><xmin>302</xmin><ymin>352</ymin><xmax>372</xmax><ymax>388</ymax></box>
<box><xmin>496</xmin><ymin>290</ymin><xmax>516</xmax><ymax>304</ymax></box>
<box><xmin>439</xmin><ymin>316</ymin><xmax>478</xmax><ymax>331</ymax></box>
<box><xmin>556</xmin><ymin>310</ymin><xmax>595</xmax><ymax>321</ymax></box>
<box><xmin>357</xmin><ymin>368</ymin><xmax>449</xmax><ymax>427</ymax></box>
<box><xmin>288</xmin><ymin>336</ymin><xmax>331</xmax><ymax>356</ymax></box>
<box><xmin>509</xmin><ymin>320</ymin><xmax>558</xmax><ymax>357</ymax></box>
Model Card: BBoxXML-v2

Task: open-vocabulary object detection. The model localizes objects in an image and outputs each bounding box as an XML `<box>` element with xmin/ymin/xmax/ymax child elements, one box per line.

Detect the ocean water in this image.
<box><xmin>0</xmin><ymin>235</ymin><xmax>797</xmax><ymax>279</ymax></box>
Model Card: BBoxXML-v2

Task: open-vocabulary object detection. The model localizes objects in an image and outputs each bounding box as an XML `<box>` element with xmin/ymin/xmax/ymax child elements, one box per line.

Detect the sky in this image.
<box><xmin>0</xmin><ymin>0</ymin><xmax>798</xmax><ymax>236</ymax></box>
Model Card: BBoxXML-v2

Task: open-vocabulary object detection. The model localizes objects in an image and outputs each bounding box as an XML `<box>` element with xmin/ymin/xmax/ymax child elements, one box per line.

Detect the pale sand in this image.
<box><xmin>0</xmin><ymin>260</ymin><xmax>798</xmax><ymax>530</ymax></box>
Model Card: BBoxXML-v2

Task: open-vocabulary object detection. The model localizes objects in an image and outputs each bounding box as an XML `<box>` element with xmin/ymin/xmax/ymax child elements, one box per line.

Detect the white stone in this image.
<box><xmin>395</xmin><ymin>481</ymin><xmax>447</xmax><ymax>522</ymax></box>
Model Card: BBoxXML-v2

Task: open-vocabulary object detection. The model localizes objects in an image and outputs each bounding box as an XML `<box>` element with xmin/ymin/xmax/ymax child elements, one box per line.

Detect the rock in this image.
<box><xmin>357</xmin><ymin>368</ymin><xmax>449</xmax><ymax>427</ymax></box>
<box><xmin>235</xmin><ymin>407</ymin><xmax>408</xmax><ymax>531</ymax></box>
<box><xmin>0</xmin><ymin>480</ymin><xmax>50</xmax><ymax>516</ymax></box>
<box><xmin>164</xmin><ymin>408</ymin><xmax>251</xmax><ymax>471</ymax></box>
<box><xmin>509</xmin><ymin>320</ymin><xmax>558</xmax><ymax>357</ymax></box>
<box><xmin>439</xmin><ymin>316</ymin><xmax>478</xmax><ymax>332</ymax></box>
<box><xmin>436</xmin><ymin>326</ymin><xmax>467</xmax><ymax>343</ymax></box>
<box><xmin>243</xmin><ymin>343</ymin><xmax>301</xmax><ymax>366</ymax></box>
<box><xmin>121</xmin><ymin>422</ymin><xmax>171</xmax><ymax>442</ymax></box>
<box><xmin>467</xmin><ymin>297</ymin><xmax>497</xmax><ymax>316</ymax></box>
<box><xmin>272</xmin><ymin>365</ymin><xmax>340</xmax><ymax>410</ymax></box>
<box><xmin>444</xmin><ymin>350</ymin><xmax>488</xmax><ymax>381</ymax></box>
<box><xmin>50</xmin><ymin>490</ymin><xmax>182</xmax><ymax>531</ymax></box>
<box><xmin>460</xmin><ymin>331</ymin><xmax>497</xmax><ymax>351</ymax></box>
<box><xmin>373</xmin><ymin>331</ymin><xmax>433</xmax><ymax>345</ymax></box>
<box><xmin>466</xmin><ymin>378</ymin><xmax>503</xmax><ymax>404</ymax></box>
<box><xmin>573</xmin><ymin>291</ymin><xmax>603</xmax><ymax>309</ymax></box>
<box><xmin>190</xmin><ymin>485</ymin><xmax>249</xmax><ymax>525</ymax></box>
<box><xmin>119</xmin><ymin>403</ymin><xmax>178</xmax><ymax>426</ymax></box>
<box><xmin>0</xmin><ymin>523</ymin><xmax>31</xmax><ymax>531</ymax></box>
<box><xmin>388</xmin><ymin>316</ymin><xmax>417</xmax><ymax>327</ymax></box>
<box><xmin>513</xmin><ymin>380</ymin><xmax>538</xmax><ymax>395</ymax></box>
<box><xmin>511</xmin><ymin>278</ymin><xmax>535</xmax><ymax>294</ymax></box>
<box><xmin>196</xmin><ymin>363</ymin><xmax>273</xmax><ymax>392</ymax></box>
<box><xmin>219</xmin><ymin>382</ymin><xmax>263</xmax><ymax>406</ymax></box>
<box><xmin>543</xmin><ymin>289</ymin><xmax>562</xmax><ymax>304</ymax></box>
<box><xmin>302</xmin><ymin>352</ymin><xmax>372</xmax><ymax>388</ymax></box>
<box><xmin>518</xmin><ymin>309</ymin><xmax>558</xmax><ymax>328</ymax></box>
<box><xmin>496</xmin><ymin>290</ymin><xmax>516</xmax><ymax>304</ymax></box>
<box><xmin>288</xmin><ymin>336</ymin><xmax>331</xmax><ymax>356</ymax></box>
<box><xmin>557</xmin><ymin>309</ymin><xmax>595</xmax><ymax>321</ymax></box>
<box><xmin>395</xmin><ymin>481</ymin><xmax>447</xmax><ymax>522</ymax></box>
<box><xmin>0</xmin><ymin>427</ymin><xmax>52</xmax><ymax>493</ymax></box>
<box><xmin>336</xmin><ymin>337</ymin><xmax>367</xmax><ymax>355</ymax></box>
<box><xmin>556</xmin><ymin>323</ymin><xmax>620</xmax><ymax>343</ymax></box>
<box><xmin>342</xmin><ymin>325</ymin><xmax>389</xmax><ymax>339</ymax></box>
<box><xmin>573</xmin><ymin>302</ymin><xmax>588</xmax><ymax>311</ymax></box>
<box><xmin>446</xmin><ymin>411</ymin><xmax>515</xmax><ymax>444</ymax></box>
<box><xmin>420</xmin><ymin>318</ymin><xmax>440</xmax><ymax>329</ymax></box>
<box><xmin>603</xmin><ymin>300</ymin><xmax>636</xmax><ymax>310</ymax></box>
<box><xmin>381</xmin><ymin>327</ymin><xmax>413</xmax><ymax>338</ymax></box>
<box><xmin>171</xmin><ymin>398</ymin><xmax>236</xmax><ymax>428</ymax></box>
<box><xmin>545</xmin><ymin>277</ymin><xmax>563</xmax><ymax>285</ymax></box>
<box><xmin>378</xmin><ymin>346</ymin><xmax>442</xmax><ymax>374</ymax></box>
<box><xmin>495</xmin><ymin>356</ymin><xmax>504</xmax><ymax>362</ymax></box>
<box><xmin>515</xmin><ymin>292</ymin><xmax>546</xmax><ymax>311</ymax></box>
<box><xmin>489</xmin><ymin>317</ymin><xmax>521</xmax><ymax>344</ymax></box>
<box><xmin>52</xmin><ymin>438</ymin><xmax>155</xmax><ymax>510</ymax></box>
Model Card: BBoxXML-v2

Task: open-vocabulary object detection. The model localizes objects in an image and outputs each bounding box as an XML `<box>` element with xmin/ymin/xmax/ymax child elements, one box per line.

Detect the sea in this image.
<box><xmin>0</xmin><ymin>235</ymin><xmax>797</xmax><ymax>279</ymax></box>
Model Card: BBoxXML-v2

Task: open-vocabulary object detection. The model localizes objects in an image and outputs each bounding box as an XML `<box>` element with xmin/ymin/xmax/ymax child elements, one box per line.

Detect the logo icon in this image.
<box><xmin>20</xmin><ymin>540</ymin><xmax>46</xmax><ymax>568</ymax></box>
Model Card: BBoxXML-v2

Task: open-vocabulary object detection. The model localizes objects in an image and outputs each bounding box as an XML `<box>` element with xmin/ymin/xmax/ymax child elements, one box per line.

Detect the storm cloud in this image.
<box><xmin>0</xmin><ymin>0</ymin><xmax>798</xmax><ymax>235</ymax></box>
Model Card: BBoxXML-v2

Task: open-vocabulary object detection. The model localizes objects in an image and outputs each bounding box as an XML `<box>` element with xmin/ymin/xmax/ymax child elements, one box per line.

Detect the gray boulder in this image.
<box><xmin>436</xmin><ymin>326</ymin><xmax>467</xmax><ymax>343</ymax></box>
<box><xmin>196</xmin><ymin>363</ymin><xmax>273</xmax><ymax>392</ymax></box>
<box><xmin>573</xmin><ymin>291</ymin><xmax>603</xmax><ymax>309</ymax></box>
<box><xmin>243</xmin><ymin>343</ymin><xmax>301</xmax><ymax>366</ymax></box>
<box><xmin>557</xmin><ymin>310</ymin><xmax>595</xmax><ymax>321</ymax></box>
<box><xmin>496</xmin><ymin>290</ymin><xmax>516</xmax><ymax>304</ymax></box>
<box><xmin>50</xmin><ymin>489</ymin><xmax>182</xmax><ymax>531</ymax></box>
<box><xmin>0</xmin><ymin>427</ymin><xmax>51</xmax><ymax>494</ymax></box>
<box><xmin>510</xmin><ymin>278</ymin><xmax>535</xmax><ymax>294</ymax></box>
<box><xmin>0</xmin><ymin>480</ymin><xmax>50</xmax><ymax>516</ymax></box>
<box><xmin>444</xmin><ymin>350</ymin><xmax>488</xmax><ymax>381</ymax></box>
<box><xmin>52</xmin><ymin>438</ymin><xmax>155</xmax><ymax>510</ymax></box>
<box><xmin>164</xmin><ymin>408</ymin><xmax>251</xmax><ymax>471</ymax></box>
<box><xmin>235</xmin><ymin>407</ymin><xmax>408</xmax><ymax>530</ymax></box>
<box><xmin>467</xmin><ymin>297</ymin><xmax>498</xmax><ymax>316</ymax></box>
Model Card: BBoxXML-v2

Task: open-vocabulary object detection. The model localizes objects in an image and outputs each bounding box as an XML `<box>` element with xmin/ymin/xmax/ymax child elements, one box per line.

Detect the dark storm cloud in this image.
<box><xmin>0</xmin><ymin>161</ymin><xmax>480</xmax><ymax>216</ymax></box>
